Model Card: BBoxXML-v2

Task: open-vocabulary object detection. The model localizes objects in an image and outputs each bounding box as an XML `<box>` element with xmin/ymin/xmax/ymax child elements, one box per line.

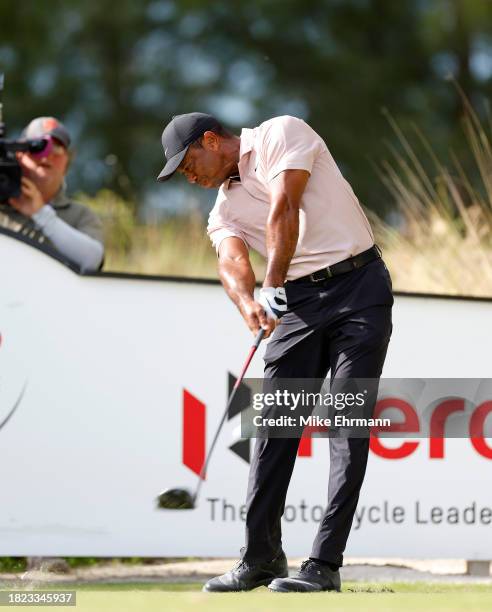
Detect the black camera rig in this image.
<box><xmin>0</xmin><ymin>74</ymin><xmax>48</xmax><ymax>203</ymax></box>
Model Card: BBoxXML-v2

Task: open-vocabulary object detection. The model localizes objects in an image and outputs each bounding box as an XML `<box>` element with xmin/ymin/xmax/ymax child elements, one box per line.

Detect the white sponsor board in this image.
<box><xmin>0</xmin><ymin>231</ymin><xmax>491</xmax><ymax>558</ymax></box>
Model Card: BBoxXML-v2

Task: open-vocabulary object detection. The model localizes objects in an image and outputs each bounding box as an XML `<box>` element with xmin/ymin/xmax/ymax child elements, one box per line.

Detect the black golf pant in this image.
<box><xmin>243</xmin><ymin>258</ymin><xmax>393</xmax><ymax>567</ymax></box>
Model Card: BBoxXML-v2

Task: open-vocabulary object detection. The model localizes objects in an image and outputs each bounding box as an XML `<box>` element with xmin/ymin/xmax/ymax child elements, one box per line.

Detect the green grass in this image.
<box><xmin>5</xmin><ymin>582</ymin><xmax>492</xmax><ymax>612</ymax></box>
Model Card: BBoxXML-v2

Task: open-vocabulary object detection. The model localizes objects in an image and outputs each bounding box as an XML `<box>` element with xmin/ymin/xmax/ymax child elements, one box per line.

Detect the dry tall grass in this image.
<box><xmin>372</xmin><ymin>102</ymin><xmax>492</xmax><ymax>297</ymax></box>
<box><xmin>80</xmin><ymin>102</ymin><xmax>492</xmax><ymax>297</ymax></box>
<box><xmin>78</xmin><ymin>189</ymin><xmax>266</xmax><ymax>279</ymax></box>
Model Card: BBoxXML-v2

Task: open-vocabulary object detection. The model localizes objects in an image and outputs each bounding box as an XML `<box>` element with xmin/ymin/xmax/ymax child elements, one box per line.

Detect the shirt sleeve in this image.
<box><xmin>261</xmin><ymin>116</ymin><xmax>321</xmax><ymax>183</ymax></box>
<box><xmin>207</xmin><ymin>195</ymin><xmax>248</xmax><ymax>255</ymax></box>
<box><xmin>32</xmin><ymin>205</ymin><xmax>104</xmax><ymax>272</ymax></box>
<box><xmin>71</xmin><ymin>205</ymin><xmax>105</xmax><ymax>245</ymax></box>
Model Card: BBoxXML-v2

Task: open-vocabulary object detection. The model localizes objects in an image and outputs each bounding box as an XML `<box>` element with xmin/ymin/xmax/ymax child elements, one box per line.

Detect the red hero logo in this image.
<box><xmin>182</xmin><ymin>389</ymin><xmax>492</xmax><ymax>477</ymax></box>
<box><xmin>370</xmin><ymin>397</ymin><xmax>492</xmax><ymax>460</ymax></box>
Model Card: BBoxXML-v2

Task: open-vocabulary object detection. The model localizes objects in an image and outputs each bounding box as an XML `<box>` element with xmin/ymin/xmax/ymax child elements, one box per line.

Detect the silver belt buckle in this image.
<box><xmin>309</xmin><ymin>266</ymin><xmax>332</xmax><ymax>282</ymax></box>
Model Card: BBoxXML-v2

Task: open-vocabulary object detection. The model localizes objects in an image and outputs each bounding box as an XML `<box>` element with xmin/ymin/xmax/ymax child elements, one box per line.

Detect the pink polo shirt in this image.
<box><xmin>207</xmin><ymin>115</ymin><xmax>374</xmax><ymax>281</ymax></box>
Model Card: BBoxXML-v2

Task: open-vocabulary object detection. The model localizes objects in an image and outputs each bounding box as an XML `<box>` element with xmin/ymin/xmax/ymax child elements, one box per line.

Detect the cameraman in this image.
<box><xmin>0</xmin><ymin>117</ymin><xmax>104</xmax><ymax>271</ymax></box>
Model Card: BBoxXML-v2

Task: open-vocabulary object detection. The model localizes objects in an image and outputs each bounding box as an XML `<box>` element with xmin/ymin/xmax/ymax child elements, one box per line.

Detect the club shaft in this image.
<box><xmin>193</xmin><ymin>328</ymin><xmax>265</xmax><ymax>503</ymax></box>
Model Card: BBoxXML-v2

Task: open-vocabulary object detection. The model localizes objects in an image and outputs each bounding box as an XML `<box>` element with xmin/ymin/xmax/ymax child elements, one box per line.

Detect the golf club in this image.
<box><xmin>156</xmin><ymin>327</ymin><xmax>265</xmax><ymax>510</ymax></box>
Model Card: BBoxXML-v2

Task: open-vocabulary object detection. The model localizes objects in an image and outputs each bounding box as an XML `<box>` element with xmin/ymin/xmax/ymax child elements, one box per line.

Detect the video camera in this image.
<box><xmin>0</xmin><ymin>74</ymin><xmax>49</xmax><ymax>203</ymax></box>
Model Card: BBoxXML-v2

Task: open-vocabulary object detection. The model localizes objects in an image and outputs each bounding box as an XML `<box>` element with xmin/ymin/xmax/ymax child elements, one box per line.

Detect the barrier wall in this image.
<box><xmin>1</xmin><ymin>231</ymin><xmax>491</xmax><ymax>558</ymax></box>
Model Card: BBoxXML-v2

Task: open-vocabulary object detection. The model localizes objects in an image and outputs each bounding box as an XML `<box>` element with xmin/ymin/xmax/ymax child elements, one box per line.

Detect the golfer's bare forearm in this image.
<box><xmin>218</xmin><ymin>252</ymin><xmax>256</xmax><ymax>313</ymax></box>
<box><xmin>263</xmin><ymin>169</ymin><xmax>308</xmax><ymax>287</ymax></box>
<box><xmin>263</xmin><ymin>196</ymin><xmax>299</xmax><ymax>287</ymax></box>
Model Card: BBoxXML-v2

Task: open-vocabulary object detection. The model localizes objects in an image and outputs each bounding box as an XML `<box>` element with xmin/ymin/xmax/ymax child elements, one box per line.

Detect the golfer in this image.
<box><xmin>157</xmin><ymin>113</ymin><xmax>393</xmax><ymax>593</ymax></box>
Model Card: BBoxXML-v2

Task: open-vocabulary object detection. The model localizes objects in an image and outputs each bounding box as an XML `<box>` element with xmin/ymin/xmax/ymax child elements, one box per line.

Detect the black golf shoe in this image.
<box><xmin>268</xmin><ymin>558</ymin><xmax>341</xmax><ymax>593</ymax></box>
<box><xmin>202</xmin><ymin>550</ymin><xmax>288</xmax><ymax>592</ymax></box>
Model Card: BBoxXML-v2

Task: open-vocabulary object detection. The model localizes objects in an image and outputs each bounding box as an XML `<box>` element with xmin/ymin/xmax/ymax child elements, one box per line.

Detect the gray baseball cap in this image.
<box><xmin>21</xmin><ymin>116</ymin><xmax>71</xmax><ymax>148</ymax></box>
<box><xmin>157</xmin><ymin>112</ymin><xmax>223</xmax><ymax>182</ymax></box>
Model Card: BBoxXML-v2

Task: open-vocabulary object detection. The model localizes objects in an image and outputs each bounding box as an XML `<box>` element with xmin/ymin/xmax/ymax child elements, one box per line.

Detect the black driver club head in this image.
<box><xmin>155</xmin><ymin>331</ymin><xmax>265</xmax><ymax>513</ymax></box>
<box><xmin>156</xmin><ymin>487</ymin><xmax>196</xmax><ymax>510</ymax></box>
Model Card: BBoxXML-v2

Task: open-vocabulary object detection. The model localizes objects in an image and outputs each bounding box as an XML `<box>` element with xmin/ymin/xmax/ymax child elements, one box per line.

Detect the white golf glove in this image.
<box><xmin>258</xmin><ymin>287</ymin><xmax>288</xmax><ymax>320</ymax></box>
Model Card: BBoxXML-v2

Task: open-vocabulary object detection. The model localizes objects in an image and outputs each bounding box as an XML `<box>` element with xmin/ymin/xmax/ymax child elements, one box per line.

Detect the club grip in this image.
<box><xmin>253</xmin><ymin>327</ymin><xmax>266</xmax><ymax>349</ymax></box>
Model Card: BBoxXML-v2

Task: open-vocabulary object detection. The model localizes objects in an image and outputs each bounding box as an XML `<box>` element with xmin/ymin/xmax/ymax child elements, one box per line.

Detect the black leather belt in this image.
<box><xmin>293</xmin><ymin>244</ymin><xmax>382</xmax><ymax>283</ymax></box>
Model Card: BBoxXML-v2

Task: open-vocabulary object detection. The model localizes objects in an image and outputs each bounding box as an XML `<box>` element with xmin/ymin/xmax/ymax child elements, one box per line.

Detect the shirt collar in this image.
<box><xmin>239</xmin><ymin>127</ymin><xmax>254</xmax><ymax>157</ymax></box>
<box><xmin>222</xmin><ymin>127</ymin><xmax>254</xmax><ymax>190</ymax></box>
